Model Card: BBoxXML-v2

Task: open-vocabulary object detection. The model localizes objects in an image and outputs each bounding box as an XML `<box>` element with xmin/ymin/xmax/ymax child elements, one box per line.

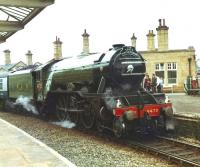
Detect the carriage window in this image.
<box><xmin>0</xmin><ymin>79</ymin><xmax>3</xmax><ymax>90</ymax></box>
<box><xmin>36</xmin><ymin>72</ymin><xmax>41</xmax><ymax>81</ymax></box>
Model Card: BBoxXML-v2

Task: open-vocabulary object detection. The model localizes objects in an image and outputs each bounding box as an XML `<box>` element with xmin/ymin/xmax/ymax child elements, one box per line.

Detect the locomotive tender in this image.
<box><xmin>1</xmin><ymin>44</ymin><xmax>174</xmax><ymax>137</ymax></box>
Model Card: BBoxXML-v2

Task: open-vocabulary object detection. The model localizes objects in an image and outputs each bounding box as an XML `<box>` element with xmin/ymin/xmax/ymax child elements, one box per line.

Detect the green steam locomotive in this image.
<box><xmin>1</xmin><ymin>44</ymin><xmax>174</xmax><ymax>137</ymax></box>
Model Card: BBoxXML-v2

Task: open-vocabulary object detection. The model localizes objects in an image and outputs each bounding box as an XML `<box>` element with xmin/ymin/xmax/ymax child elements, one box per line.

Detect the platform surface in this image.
<box><xmin>167</xmin><ymin>93</ymin><xmax>200</xmax><ymax>118</ymax></box>
<box><xmin>0</xmin><ymin>118</ymin><xmax>76</xmax><ymax>167</ymax></box>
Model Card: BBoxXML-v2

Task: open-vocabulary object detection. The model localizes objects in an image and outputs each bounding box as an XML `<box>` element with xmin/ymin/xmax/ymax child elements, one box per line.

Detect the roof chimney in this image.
<box><xmin>163</xmin><ymin>19</ymin><xmax>165</xmax><ymax>26</ymax></box>
<box><xmin>159</xmin><ymin>19</ymin><xmax>162</xmax><ymax>26</ymax></box>
<box><xmin>146</xmin><ymin>30</ymin><xmax>155</xmax><ymax>51</ymax></box>
<box><xmin>82</xmin><ymin>29</ymin><xmax>90</xmax><ymax>54</ymax></box>
<box><xmin>156</xmin><ymin>18</ymin><xmax>169</xmax><ymax>51</ymax></box>
<box><xmin>26</xmin><ymin>50</ymin><xmax>33</xmax><ymax>65</ymax></box>
<box><xmin>4</xmin><ymin>49</ymin><xmax>11</xmax><ymax>65</ymax></box>
<box><xmin>53</xmin><ymin>37</ymin><xmax>62</xmax><ymax>60</ymax></box>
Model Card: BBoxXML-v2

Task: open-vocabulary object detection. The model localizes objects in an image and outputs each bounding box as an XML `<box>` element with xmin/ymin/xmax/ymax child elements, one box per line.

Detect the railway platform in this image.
<box><xmin>167</xmin><ymin>93</ymin><xmax>200</xmax><ymax>118</ymax></box>
<box><xmin>0</xmin><ymin>118</ymin><xmax>76</xmax><ymax>167</ymax></box>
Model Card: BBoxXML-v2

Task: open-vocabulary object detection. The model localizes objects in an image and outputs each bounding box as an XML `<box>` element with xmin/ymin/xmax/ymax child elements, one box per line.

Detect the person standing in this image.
<box><xmin>160</xmin><ymin>77</ymin><xmax>164</xmax><ymax>92</ymax></box>
<box><xmin>144</xmin><ymin>74</ymin><xmax>151</xmax><ymax>91</ymax></box>
<box><xmin>151</xmin><ymin>74</ymin><xmax>157</xmax><ymax>93</ymax></box>
<box><xmin>157</xmin><ymin>76</ymin><xmax>163</xmax><ymax>93</ymax></box>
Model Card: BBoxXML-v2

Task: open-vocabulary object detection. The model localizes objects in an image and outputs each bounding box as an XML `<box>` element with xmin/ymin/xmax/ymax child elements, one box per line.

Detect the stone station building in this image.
<box><xmin>136</xmin><ymin>19</ymin><xmax>196</xmax><ymax>92</ymax></box>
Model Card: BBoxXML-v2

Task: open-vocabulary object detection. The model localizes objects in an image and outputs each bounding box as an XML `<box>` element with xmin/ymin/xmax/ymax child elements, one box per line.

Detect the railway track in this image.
<box><xmin>174</xmin><ymin>114</ymin><xmax>200</xmax><ymax>122</ymax></box>
<box><xmin>1</xmin><ymin>107</ymin><xmax>200</xmax><ymax>166</ymax></box>
<box><xmin>126</xmin><ymin>135</ymin><xmax>200</xmax><ymax>167</ymax></box>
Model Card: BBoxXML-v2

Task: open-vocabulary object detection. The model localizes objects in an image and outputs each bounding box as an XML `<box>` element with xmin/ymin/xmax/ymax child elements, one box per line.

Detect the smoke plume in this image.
<box><xmin>15</xmin><ymin>96</ymin><xmax>39</xmax><ymax>115</ymax></box>
<box><xmin>166</xmin><ymin>119</ymin><xmax>175</xmax><ymax>130</ymax></box>
<box><xmin>103</xmin><ymin>88</ymin><xmax>116</xmax><ymax>110</ymax></box>
<box><xmin>51</xmin><ymin>120</ymin><xmax>76</xmax><ymax>129</ymax></box>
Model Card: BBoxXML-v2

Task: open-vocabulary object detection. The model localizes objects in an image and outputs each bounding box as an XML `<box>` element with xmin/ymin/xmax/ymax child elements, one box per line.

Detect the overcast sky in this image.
<box><xmin>0</xmin><ymin>0</ymin><xmax>200</xmax><ymax>64</ymax></box>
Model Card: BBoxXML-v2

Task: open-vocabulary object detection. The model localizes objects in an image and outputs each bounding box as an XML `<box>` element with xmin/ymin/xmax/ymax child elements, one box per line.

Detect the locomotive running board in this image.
<box><xmin>67</xmin><ymin>109</ymin><xmax>84</xmax><ymax>113</ymax></box>
<box><xmin>122</xmin><ymin>73</ymin><xmax>145</xmax><ymax>76</ymax></box>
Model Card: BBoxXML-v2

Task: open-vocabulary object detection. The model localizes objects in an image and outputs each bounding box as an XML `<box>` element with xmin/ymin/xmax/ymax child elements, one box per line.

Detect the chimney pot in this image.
<box><xmin>4</xmin><ymin>49</ymin><xmax>11</xmax><ymax>65</ymax></box>
<box><xmin>159</xmin><ymin>19</ymin><xmax>162</xmax><ymax>26</ymax></box>
<box><xmin>82</xmin><ymin>29</ymin><xmax>90</xmax><ymax>54</ymax></box>
<box><xmin>53</xmin><ymin>37</ymin><xmax>62</xmax><ymax>59</ymax></box>
<box><xmin>163</xmin><ymin>19</ymin><xmax>165</xmax><ymax>26</ymax></box>
<box><xmin>26</xmin><ymin>50</ymin><xmax>33</xmax><ymax>65</ymax></box>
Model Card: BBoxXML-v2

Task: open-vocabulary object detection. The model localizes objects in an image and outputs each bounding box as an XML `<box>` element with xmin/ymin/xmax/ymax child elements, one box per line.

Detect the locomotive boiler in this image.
<box><xmin>3</xmin><ymin>44</ymin><xmax>174</xmax><ymax>137</ymax></box>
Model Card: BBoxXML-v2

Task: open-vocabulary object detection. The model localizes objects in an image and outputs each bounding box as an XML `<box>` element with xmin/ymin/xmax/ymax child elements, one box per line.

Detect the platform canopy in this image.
<box><xmin>0</xmin><ymin>0</ymin><xmax>54</xmax><ymax>43</ymax></box>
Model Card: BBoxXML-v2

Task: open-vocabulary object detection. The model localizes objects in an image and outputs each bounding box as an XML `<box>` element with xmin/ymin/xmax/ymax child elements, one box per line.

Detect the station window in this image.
<box><xmin>155</xmin><ymin>63</ymin><xmax>164</xmax><ymax>80</ymax></box>
<box><xmin>155</xmin><ymin>63</ymin><xmax>164</xmax><ymax>70</ymax></box>
<box><xmin>167</xmin><ymin>62</ymin><xmax>177</xmax><ymax>84</ymax></box>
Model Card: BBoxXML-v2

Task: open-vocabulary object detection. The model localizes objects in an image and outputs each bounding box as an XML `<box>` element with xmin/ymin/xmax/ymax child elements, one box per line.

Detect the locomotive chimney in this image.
<box><xmin>82</xmin><ymin>29</ymin><xmax>90</xmax><ymax>54</ymax></box>
<box><xmin>4</xmin><ymin>49</ymin><xmax>11</xmax><ymax>65</ymax></box>
<box><xmin>146</xmin><ymin>30</ymin><xmax>155</xmax><ymax>51</ymax></box>
<box><xmin>156</xmin><ymin>18</ymin><xmax>169</xmax><ymax>51</ymax></box>
<box><xmin>26</xmin><ymin>50</ymin><xmax>33</xmax><ymax>65</ymax></box>
<box><xmin>53</xmin><ymin>37</ymin><xmax>62</xmax><ymax>60</ymax></box>
<box><xmin>131</xmin><ymin>33</ymin><xmax>137</xmax><ymax>49</ymax></box>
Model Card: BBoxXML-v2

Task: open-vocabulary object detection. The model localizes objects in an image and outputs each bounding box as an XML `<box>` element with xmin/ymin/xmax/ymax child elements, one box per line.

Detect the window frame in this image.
<box><xmin>167</xmin><ymin>62</ymin><xmax>177</xmax><ymax>85</ymax></box>
<box><xmin>0</xmin><ymin>79</ymin><xmax>3</xmax><ymax>90</ymax></box>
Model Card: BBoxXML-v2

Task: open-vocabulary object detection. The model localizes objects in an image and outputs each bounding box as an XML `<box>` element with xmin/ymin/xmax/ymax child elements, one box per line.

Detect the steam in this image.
<box><xmin>166</xmin><ymin>119</ymin><xmax>175</xmax><ymax>130</ymax></box>
<box><xmin>51</xmin><ymin>120</ymin><xmax>76</xmax><ymax>129</ymax></box>
<box><xmin>172</xmin><ymin>106</ymin><xmax>177</xmax><ymax>114</ymax></box>
<box><xmin>15</xmin><ymin>96</ymin><xmax>39</xmax><ymax>115</ymax></box>
<box><xmin>121</xmin><ymin>83</ymin><xmax>132</xmax><ymax>91</ymax></box>
<box><xmin>103</xmin><ymin>88</ymin><xmax>116</xmax><ymax>110</ymax></box>
<box><xmin>45</xmin><ymin>71</ymin><xmax>54</xmax><ymax>92</ymax></box>
<box><xmin>80</xmin><ymin>86</ymin><xmax>88</xmax><ymax>93</ymax></box>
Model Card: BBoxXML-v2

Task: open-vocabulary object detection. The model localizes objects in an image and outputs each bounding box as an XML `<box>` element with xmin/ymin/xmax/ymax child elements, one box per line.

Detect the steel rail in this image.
<box><xmin>126</xmin><ymin>136</ymin><xmax>200</xmax><ymax>167</ymax></box>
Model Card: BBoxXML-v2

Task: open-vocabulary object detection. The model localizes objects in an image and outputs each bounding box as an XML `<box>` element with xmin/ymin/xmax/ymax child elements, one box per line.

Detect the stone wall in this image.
<box><xmin>140</xmin><ymin>48</ymin><xmax>196</xmax><ymax>92</ymax></box>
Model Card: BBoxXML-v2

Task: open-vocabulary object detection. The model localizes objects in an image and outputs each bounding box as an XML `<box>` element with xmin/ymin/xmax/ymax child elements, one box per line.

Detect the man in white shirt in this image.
<box><xmin>156</xmin><ymin>76</ymin><xmax>163</xmax><ymax>93</ymax></box>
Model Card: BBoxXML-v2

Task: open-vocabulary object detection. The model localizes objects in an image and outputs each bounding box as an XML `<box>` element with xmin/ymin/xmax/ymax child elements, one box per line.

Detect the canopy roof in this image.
<box><xmin>0</xmin><ymin>0</ymin><xmax>54</xmax><ymax>43</ymax></box>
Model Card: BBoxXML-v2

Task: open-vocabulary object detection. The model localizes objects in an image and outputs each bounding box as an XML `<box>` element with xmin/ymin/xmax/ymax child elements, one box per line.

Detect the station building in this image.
<box><xmin>134</xmin><ymin>19</ymin><xmax>196</xmax><ymax>92</ymax></box>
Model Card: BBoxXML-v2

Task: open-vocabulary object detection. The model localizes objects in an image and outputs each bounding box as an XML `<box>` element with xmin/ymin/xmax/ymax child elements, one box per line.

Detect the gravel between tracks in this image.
<box><xmin>0</xmin><ymin>111</ymin><xmax>177</xmax><ymax>167</ymax></box>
